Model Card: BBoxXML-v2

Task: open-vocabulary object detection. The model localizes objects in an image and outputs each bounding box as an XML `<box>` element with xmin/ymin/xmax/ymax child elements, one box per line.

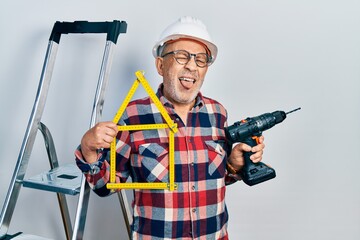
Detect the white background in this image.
<box><xmin>0</xmin><ymin>0</ymin><xmax>359</xmax><ymax>239</ymax></box>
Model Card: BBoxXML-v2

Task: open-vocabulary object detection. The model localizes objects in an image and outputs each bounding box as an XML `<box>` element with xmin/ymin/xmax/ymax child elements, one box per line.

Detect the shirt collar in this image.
<box><xmin>156</xmin><ymin>83</ymin><xmax>204</xmax><ymax>110</ymax></box>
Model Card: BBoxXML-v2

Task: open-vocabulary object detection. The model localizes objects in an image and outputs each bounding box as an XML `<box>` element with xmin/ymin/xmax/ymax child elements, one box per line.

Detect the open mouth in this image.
<box><xmin>179</xmin><ymin>77</ymin><xmax>196</xmax><ymax>89</ymax></box>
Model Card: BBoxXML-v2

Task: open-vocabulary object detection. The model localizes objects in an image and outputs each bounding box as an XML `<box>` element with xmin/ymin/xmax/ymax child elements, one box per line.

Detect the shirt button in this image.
<box><xmin>191</xmin><ymin>185</ymin><xmax>195</xmax><ymax>190</ymax></box>
<box><xmin>192</xmin><ymin>208</ymin><xmax>196</xmax><ymax>213</ymax></box>
<box><xmin>190</xmin><ymin>162</ymin><xmax>194</xmax><ymax>167</ymax></box>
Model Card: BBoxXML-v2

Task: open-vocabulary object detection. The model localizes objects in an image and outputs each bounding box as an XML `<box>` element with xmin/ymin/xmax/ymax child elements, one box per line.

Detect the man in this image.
<box><xmin>75</xmin><ymin>16</ymin><xmax>265</xmax><ymax>239</ymax></box>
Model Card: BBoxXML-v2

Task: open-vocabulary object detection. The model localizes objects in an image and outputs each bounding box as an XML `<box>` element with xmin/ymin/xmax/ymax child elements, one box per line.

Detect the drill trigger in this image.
<box><xmin>251</xmin><ymin>136</ymin><xmax>261</xmax><ymax>144</ymax></box>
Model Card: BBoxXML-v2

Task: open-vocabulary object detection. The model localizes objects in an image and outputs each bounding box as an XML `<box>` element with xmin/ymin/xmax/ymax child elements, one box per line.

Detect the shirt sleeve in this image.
<box><xmin>223</xmin><ymin>109</ymin><xmax>242</xmax><ymax>185</ymax></box>
<box><xmin>75</xmin><ymin>145</ymin><xmax>113</xmax><ymax>195</ymax></box>
<box><xmin>224</xmin><ymin>144</ymin><xmax>242</xmax><ymax>185</ymax></box>
<box><xmin>75</xmin><ymin>145</ymin><xmax>107</xmax><ymax>174</ymax></box>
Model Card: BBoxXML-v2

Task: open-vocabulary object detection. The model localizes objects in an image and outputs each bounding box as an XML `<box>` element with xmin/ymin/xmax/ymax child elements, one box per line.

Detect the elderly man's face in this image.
<box><xmin>156</xmin><ymin>39</ymin><xmax>209</xmax><ymax>107</ymax></box>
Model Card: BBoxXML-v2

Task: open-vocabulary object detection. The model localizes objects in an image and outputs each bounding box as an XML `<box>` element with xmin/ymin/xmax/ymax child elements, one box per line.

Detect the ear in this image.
<box><xmin>155</xmin><ymin>57</ymin><xmax>164</xmax><ymax>76</ymax></box>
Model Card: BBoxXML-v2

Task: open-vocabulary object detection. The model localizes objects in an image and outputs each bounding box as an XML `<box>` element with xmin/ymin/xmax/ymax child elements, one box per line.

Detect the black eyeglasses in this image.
<box><xmin>161</xmin><ymin>50</ymin><xmax>212</xmax><ymax>68</ymax></box>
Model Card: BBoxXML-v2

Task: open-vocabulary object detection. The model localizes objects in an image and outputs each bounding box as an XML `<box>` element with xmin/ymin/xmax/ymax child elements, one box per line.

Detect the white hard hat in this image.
<box><xmin>152</xmin><ymin>16</ymin><xmax>218</xmax><ymax>64</ymax></box>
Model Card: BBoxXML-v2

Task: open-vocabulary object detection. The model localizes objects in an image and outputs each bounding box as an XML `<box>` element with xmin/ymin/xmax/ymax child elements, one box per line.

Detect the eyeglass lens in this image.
<box><xmin>174</xmin><ymin>50</ymin><xmax>208</xmax><ymax>67</ymax></box>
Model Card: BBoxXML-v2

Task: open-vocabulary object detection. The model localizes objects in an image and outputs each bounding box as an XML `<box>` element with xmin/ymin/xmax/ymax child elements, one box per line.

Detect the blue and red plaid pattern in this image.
<box><xmin>75</xmin><ymin>84</ymin><xmax>238</xmax><ymax>239</ymax></box>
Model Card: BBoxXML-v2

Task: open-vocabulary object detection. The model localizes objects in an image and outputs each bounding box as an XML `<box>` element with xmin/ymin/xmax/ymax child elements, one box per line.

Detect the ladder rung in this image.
<box><xmin>22</xmin><ymin>164</ymin><xmax>82</xmax><ymax>195</ymax></box>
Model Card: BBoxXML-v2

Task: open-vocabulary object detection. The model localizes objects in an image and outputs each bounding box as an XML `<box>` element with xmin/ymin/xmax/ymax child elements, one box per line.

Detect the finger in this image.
<box><xmin>234</xmin><ymin>142</ymin><xmax>252</xmax><ymax>152</ymax></box>
<box><xmin>93</xmin><ymin>122</ymin><xmax>117</xmax><ymax>137</ymax></box>
<box><xmin>93</xmin><ymin>124</ymin><xmax>107</xmax><ymax>137</ymax></box>
<box><xmin>103</xmin><ymin>134</ymin><xmax>116</xmax><ymax>144</ymax></box>
<box><xmin>106</xmin><ymin>122</ymin><xmax>119</xmax><ymax>132</ymax></box>
<box><xmin>250</xmin><ymin>150</ymin><xmax>263</xmax><ymax>163</ymax></box>
<box><xmin>104</xmin><ymin>126</ymin><xmax>118</xmax><ymax>138</ymax></box>
<box><xmin>102</xmin><ymin>142</ymin><xmax>112</xmax><ymax>149</ymax></box>
<box><xmin>97</xmin><ymin>121</ymin><xmax>117</xmax><ymax>130</ymax></box>
<box><xmin>252</xmin><ymin>142</ymin><xmax>265</xmax><ymax>153</ymax></box>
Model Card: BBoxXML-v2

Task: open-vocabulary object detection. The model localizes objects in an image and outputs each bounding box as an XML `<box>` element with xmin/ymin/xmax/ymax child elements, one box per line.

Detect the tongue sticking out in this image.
<box><xmin>179</xmin><ymin>77</ymin><xmax>195</xmax><ymax>89</ymax></box>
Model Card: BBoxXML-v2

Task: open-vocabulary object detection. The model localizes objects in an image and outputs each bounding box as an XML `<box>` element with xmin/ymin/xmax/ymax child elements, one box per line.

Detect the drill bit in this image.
<box><xmin>286</xmin><ymin>107</ymin><xmax>301</xmax><ymax>115</ymax></box>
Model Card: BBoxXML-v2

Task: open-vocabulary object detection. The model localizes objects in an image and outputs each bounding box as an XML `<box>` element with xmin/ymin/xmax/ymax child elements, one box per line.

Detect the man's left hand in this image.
<box><xmin>227</xmin><ymin>136</ymin><xmax>265</xmax><ymax>172</ymax></box>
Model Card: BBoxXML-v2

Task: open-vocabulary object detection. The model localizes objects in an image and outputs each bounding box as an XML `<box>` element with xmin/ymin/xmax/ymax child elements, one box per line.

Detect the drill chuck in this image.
<box><xmin>272</xmin><ymin>110</ymin><xmax>287</xmax><ymax>124</ymax></box>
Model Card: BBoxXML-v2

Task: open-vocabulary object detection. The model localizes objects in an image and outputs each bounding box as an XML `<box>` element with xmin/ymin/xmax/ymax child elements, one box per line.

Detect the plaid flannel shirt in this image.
<box><xmin>75</xmin><ymin>84</ymin><xmax>239</xmax><ymax>239</ymax></box>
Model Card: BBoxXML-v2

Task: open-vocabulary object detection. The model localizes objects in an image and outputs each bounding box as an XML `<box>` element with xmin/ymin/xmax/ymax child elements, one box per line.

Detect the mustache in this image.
<box><xmin>179</xmin><ymin>70</ymin><xmax>198</xmax><ymax>79</ymax></box>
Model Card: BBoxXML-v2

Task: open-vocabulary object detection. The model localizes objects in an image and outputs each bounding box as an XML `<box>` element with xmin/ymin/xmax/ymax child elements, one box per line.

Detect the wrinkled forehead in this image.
<box><xmin>160</xmin><ymin>38</ymin><xmax>210</xmax><ymax>55</ymax></box>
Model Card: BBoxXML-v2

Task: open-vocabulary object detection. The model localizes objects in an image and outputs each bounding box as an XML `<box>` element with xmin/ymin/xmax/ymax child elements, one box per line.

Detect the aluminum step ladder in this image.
<box><xmin>0</xmin><ymin>20</ymin><xmax>131</xmax><ymax>240</ymax></box>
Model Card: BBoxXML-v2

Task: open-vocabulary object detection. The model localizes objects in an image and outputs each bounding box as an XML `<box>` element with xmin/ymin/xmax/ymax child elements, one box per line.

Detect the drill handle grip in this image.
<box><xmin>242</xmin><ymin>136</ymin><xmax>260</xmax><ymax>167</ymax></box>
<box><xmin>240</xmin><ymin>136</ymin><xmax>276</xmax><ymax>186</ymax></box>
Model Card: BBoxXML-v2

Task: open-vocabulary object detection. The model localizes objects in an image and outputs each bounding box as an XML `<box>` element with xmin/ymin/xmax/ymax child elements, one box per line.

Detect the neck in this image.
<box><xmin>173</xmin><ymin>100</ymin><xmax>195</xmax><ymax>124</ymax></box>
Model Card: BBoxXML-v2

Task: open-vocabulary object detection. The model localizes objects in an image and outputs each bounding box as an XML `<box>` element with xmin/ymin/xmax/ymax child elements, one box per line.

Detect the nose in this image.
<box><xmin>185</xmin><ymin>54</ymin><xmax>198</xmax><ymax>70</ymax></box>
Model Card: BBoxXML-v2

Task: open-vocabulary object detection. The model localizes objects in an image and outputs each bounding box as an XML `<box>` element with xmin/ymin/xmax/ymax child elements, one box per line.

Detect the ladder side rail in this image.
<box><xmin>38</xmin><ymin>122</ymin><xmax>73</xmax><ymax>240</ymax></box>
<box><xmin>72</xmin><ymin>20</ymin><xmax>128</xmax><ymax>240</ymax></box>
<box><xmin>117</xmin><ymin>191</ymin><xmax>132</xmax><ymax>238</ymax></box>
<box><xmin>72</xmin><ymin>41</ymin><xmax>120</xmax><ymax>240</ymax></box>
<box><xmin>38</xmin><ymin>122</ymin><xmax>59</xmax><ymax>169</ymax></box>
<box><xmin>71</xmin><ymin>177</ymin><xmax>90</xmax><ymax>240</ymax></box>
<box><xmin>89</xmin><ymin>41</ymin><xmax>115</xmax><ymax>126</ymax></box>
<box><xmin>0</xmin><ymin>41</ymin><xmax>59</xmax><ymax>238</ymax></box>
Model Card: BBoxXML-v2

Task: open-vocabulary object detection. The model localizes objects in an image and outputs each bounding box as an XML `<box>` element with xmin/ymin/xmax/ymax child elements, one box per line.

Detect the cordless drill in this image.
<box><xmin>225</xmin><ymin>108</ymin><xmax>300</xmax><ymax>186</ymax></box>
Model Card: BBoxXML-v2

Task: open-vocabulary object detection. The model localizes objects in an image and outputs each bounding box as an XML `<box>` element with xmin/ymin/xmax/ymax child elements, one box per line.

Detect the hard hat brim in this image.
<box><xmin>152</xmin><ymin>34</ymin><xmax>218</xmax><ymax>64</ymax></box>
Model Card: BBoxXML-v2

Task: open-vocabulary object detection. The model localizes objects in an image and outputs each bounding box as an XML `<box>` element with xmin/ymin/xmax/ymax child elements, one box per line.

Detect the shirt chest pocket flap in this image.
<box><xmin>138</xmin><ymin>143</ymin><xmax>169</xmax><ymax>182</ymax></box>
<box><xmin>205</xmin><ymin>140</ymin><xmax>226</xmax><ymax>176</ymax></box>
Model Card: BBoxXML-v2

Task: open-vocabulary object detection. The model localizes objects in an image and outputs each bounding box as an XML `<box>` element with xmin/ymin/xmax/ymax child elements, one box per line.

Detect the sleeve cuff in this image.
<box><xmin>75</xmin><ymin>145</ymin><xmax>106</xmax><ymax>174</ymax></box>
<box><xmin>227</xmin><ymin>171</ymin><xmax>242</xmax><ymax>181</ymax></box>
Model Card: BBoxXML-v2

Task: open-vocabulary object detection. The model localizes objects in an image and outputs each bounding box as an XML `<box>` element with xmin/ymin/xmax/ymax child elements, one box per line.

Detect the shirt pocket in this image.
<box><xmin>205</xmin><ymin>140</ymin><xmax>226</xmax><ymax>177</ymax></box>
<box><xmin>137</xmin><ymin>143</ymin><xmax>169</xmax><ymax>183</ymax></box>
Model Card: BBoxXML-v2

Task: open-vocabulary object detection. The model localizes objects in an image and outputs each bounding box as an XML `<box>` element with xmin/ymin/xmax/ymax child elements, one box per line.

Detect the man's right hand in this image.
<box><xmin>80</xmin><ymin>121</ymin><xmax>119</xmax><ymax>163</ymax></box>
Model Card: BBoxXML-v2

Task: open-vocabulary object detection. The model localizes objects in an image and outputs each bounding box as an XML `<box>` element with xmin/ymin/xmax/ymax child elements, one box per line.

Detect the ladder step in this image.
<box><xmin>2</xmin><ymin>233</ymin><xmax>53</xmax><ymax>240</ymax></box>
<box><xmin>22</xmin><ymin>164</ymin><xmax>82</xmax><ymax>195</ymax></box>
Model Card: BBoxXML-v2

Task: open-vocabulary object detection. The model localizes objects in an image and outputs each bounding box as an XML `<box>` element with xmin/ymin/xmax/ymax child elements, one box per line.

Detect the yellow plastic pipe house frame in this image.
<box><xmin>106</xmin><ymin>71</ymin><xmax>178</xmax><ymax>191</ymax></box>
